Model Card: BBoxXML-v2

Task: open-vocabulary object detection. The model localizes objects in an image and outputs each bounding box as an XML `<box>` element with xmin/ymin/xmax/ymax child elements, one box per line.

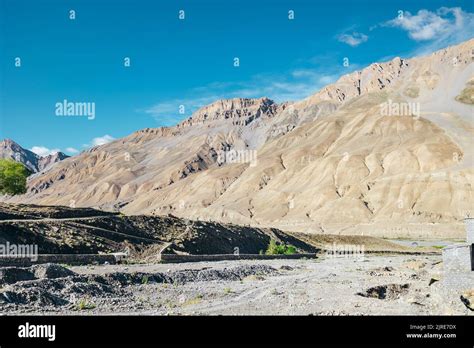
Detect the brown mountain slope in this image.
<box><xmin>6</xmin><ymin>40</ymin><xmax>474</xmax><ymax>239</ymax></box>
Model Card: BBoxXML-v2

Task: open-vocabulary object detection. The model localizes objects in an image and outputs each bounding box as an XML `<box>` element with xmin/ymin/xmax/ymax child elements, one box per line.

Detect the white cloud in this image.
<box><xmin>91</xmin><ymin>135</ymin><xmax>115</xmax><ymax>146</ymax></box>
<box><xmin>30</xmin><ymin>146</ymin><xmax>60</xmax><ymax>157</ymax></box>
<box><xmin>144</xmin><ymin>96</ymin><xmax>219</xmax><ymax>124</ymax></box>
<box><xmin>385</xmin><ymin>7</ymin><xmax>473</xmax><ymax>44</ymax></box>
<box><xmin>337</xmin><ymin>32</ymin><xmax>368</xmax><ymax>47</ymax></box>
<box><xmin>81</xmin><ymin>135</ymin><xmax>116</xmax><ymax>148</ymax></box>
<box><xmin>144</xmin><ymin>67</ymin><xmax>347</xmax><ymax>124</ymax></box>
<box><xmin>144</xmin><ymin>77</ymin><xmax>325</xmax><ymax>124</ymax></box>
<box><xmin>65</xmin><ymin>147</ymin><xmax>79</xmax><ymax>154</ymax></box>
<box><xmin>142</xmin><ymin>51</ymin><xmax>363</xmax><ymax>126</ymax></box>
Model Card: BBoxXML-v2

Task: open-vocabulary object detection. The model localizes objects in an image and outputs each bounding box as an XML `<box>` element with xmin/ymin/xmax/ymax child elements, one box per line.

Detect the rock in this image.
<box><xmin>403</xmin><ymin>261</ymin><xmax>426</xmax><ymax>271</ymax></box>
<box><xmin>0</xmin><ymin>267</ymin><xmax>35</xmax><ymax>285</ymax></box>
<box><xmin>368</xmin><ymin>266</ymin><xmax>395</xmax><ymax>276</ymax></box>
<box><xmin>460</xmin><ymin>290</ymin><xmax>474</xmax><ymax>311</ymax></box>
<box><xmin>358</xmin><ymin>284</ymin><xmax>410</xmax><ymax>300</ymax></box>
<box><xmin>279</xmin><ymin>265</ymin><xmax>293</xmax><ymax>271</ymax></box>
<box><xmin>31</xmin><ymin>264</ymin><xmax>76</xmax><ymax>279</ymax></box>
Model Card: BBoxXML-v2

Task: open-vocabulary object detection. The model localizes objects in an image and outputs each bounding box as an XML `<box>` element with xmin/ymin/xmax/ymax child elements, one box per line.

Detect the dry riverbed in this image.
<box><xmin>0</xmin><ymin>254</ymin><xmax>472</xmax><ymax>315</ymax></box>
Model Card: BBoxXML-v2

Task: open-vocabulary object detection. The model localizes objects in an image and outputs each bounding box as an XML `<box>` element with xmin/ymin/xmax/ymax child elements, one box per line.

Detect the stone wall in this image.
<box><xmin>442</xmin><ymin>218</ymin><xmax>474</xmax><ymax>291</ymax></box>
<box><xmin>160</xmin><ymin>253</ymin><xmax>318</xmax><ymax>263</ymax></box>
<box><xmin>443</xmin><ymin>244</ymin><xmax>472</xmax><ymax>272</ymax></box>
<box><xmin>0</xmin><ymin>254</ymin><xmax>117</xmax><ymax>267</ymax></box>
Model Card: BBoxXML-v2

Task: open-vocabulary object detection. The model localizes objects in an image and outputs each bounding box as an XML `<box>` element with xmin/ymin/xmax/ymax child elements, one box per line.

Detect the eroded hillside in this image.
<box><xmin>4</xmin><ymin>40</ymin><xmax>473</xmax><ymax>239</ymax></box>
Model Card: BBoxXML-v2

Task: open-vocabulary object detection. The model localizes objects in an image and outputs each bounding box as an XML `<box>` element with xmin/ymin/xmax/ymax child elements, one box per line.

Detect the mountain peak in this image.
<box><xmin>1</xmin><ymin>138</ymin><xmax>23</xmax><ymax>150</ymax></box>
<box><xmin>179</xmin><ymin>97</ymin><xmax>279</xmax><ymax>127</ymax></box>
<box><xmin>0</xmin><ymin>138</ymin><xmax>69</xmax><ymax>173</ymax></box>
<box><xmin>37</xmin><ymin>151</ymin><xmax>69</xmax><ymax>172</ymax></box>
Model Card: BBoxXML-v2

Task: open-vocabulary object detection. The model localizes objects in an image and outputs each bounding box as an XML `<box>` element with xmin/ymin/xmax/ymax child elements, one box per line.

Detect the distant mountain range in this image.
<box><xmin>0</xmin><ymin>139</ymin><xmax>69</xmax><ymax>173</ymax></box>
<box><xmin>2</xmin><ymin>39</ymin><xmax>473</xmax><ymax>239</ymax></box>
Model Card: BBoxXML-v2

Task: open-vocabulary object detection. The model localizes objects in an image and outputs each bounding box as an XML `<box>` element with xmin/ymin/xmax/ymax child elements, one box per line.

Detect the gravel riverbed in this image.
<box><xmin>0</xmin><ymin>254</ymin><xmax>472</xmax><ymax>315</ymax></box>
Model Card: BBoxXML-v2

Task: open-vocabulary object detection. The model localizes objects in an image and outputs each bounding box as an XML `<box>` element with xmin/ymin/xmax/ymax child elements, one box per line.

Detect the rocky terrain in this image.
<box><xmin>0</xmin><ymin>256</ymin><xmax>472</xmax><ymax>315</ymax></box>
<box><xmin>0</xmin><ymin>203</ymin><xmax>321</xmax><ymax>256</ymax></box>
<box><xmin>2</xmin><ymin>40</ymin><xmax>472</xmax><ymax>240</ymax></box>
<box><xmin>0</xmin><ymin>203</ymin><xmax>430</xmax><ymax>257</ymax></box>
<box><xmin>1</xmin><ymin>204</ymin><xmax>468</xmax><ymax>316</ymax></box>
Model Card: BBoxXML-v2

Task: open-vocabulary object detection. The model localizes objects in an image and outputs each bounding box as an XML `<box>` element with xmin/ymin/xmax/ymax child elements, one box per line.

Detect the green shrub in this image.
<box><xmin>283</xmin><ymin>245</ymin><xmax>297</xmax><ymax>255</ymax></box>
<box><xmin>265</xmin><ymin>239</ymin><xmax>297</xmax><ymax>255</ymax></box>
<box><xmin>0</xmin><ymin>159</ymin><xmax>29</xmax><ymax>195</ymax></box>
<box><xmin>265</xmin><ymin>239</ymin><xmax>279</xmax><ymax>255</ymax></box>
<box><xmin>76</xmin><ymin>298</ymin><xmax>96</xmax><ymax>310</ymax></box>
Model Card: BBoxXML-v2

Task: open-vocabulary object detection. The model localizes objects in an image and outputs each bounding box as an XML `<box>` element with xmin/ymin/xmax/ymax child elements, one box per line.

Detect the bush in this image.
<box><xmin>284</xmin><ymin>245</ymin><xmax>297</xmax><ymax>255</ymax></box>
<box><xmin>265</xmin><ymin>239</ymin><xmax>278</xmax><ymax>255</ymax></box>
<box><xmin>265</xmin><ymin>239</ymin><xmax>297</xmax><ymax>255</ymax></box>
<box><xmin>0</xmin><ymin>159</ymin><xmax>29</xmax><ymax>195</ymax></box>
<box><xmin>76</xmin><ymin>298</ymin><xmax>96</xmax><ymax>310</ymax></box>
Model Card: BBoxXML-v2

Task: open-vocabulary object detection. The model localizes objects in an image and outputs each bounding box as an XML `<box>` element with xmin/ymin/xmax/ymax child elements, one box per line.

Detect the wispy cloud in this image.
<box><xmin>91</xmin><ymin>135</ymin><xmax>115</xmax><ymax>146</ymax></box>
<box><xmin>144</xmin><ymin>96</ymin><xmax>219</xmax><ymax>124</ymax></box>
<box><xmin>143</xmin><ymin>65</ymin><xmax>347</xmax><ymax>124</ymax></box>
<box><xmin>30</xmin><ymin>146</ymin><xmax>61</xmax><ymax>157</ymax></box>
<box><xmin>228</xmin><ymin>71</ymin><xmax>340</xmax><ymax>101</ymax></box>
<box><xmin>64</xmin><ymin>147</ymin><xmax>79</xmax><ymax>155</ymax></box>
<box><xmin>81</xmin><ymin>135</ymin><xmax>116</xmax><ymax>148</ymax></box>
<box><xmin>337</xmin><ymin>32</ymin><xmax>368</xmax><ymax>47</ymax></box>
<box><xmin>383</xmin><ymin>7</ymin><xmax>474</xmax><ymax>54</ymax></box>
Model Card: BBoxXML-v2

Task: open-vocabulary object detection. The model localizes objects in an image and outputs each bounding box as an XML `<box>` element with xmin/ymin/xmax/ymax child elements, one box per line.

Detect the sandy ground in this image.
<box><xmin>2</xmin><ymin>253</ymin><xmax>472</xmax><ymax>316</ymax></box>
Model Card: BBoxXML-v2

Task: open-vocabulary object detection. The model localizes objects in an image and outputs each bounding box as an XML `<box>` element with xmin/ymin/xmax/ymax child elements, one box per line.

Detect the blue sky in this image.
<box><xmin>1</xmin><ymin>0</ymin><xmax>473</xmax><ymax>156</ymax></box>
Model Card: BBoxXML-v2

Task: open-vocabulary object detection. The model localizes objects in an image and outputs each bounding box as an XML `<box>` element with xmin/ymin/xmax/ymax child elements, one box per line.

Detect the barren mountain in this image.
<box><xmin>5</xmin><ymin>39</ymin><xmax>474</xmax><ymax>239</ymax></box>
<box><xmin>37</xmin><ymin>152</ymin><xmax>69</xmax><ymax>172</ymax></box>
<box><xmin>0</xmin><ymin>139</ymin><xmax>69</xmax><ymax>173</ymax></box>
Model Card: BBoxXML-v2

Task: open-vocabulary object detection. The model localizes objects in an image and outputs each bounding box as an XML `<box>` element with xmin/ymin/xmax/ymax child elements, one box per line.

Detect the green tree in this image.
<box><xmin>265</xmin><ymin>239</ymin><xmax>297</xmax><ymax>255</ymax></box>
<box><xmin>0</xmin><ymin>159</ymin><xmax>29</xmax><ymax>195</ymax></box>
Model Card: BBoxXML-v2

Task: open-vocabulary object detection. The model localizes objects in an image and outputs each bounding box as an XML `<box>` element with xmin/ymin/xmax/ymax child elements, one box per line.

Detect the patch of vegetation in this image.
<box><xmin>265</xmin><ymin>239</ymin><xmax>297</xmax><ymax>255</ymax></box>
<box><xmin>0</xmin><ymin>159</ymin><xmax>30</xmax><ymax>195</ymax></box>
<box><xmin>59</xmin><ymin>263</ymin><xmax>73</xmax><ymax>268</ymax></box>
<box><xmin>182</xmin><ymin>294</ymin><xmax>203</xmax><ymax>306</ymax></box>
<box><xmin>223</xmin><ymin>287</ymin><xmax>232</xmax><ymax>294</ymax></box>
<box><xmin>242</xmin><ymin>274</ymin><xmax>265</xmax><ymax>282</ymax></box>
<box><xmin>76</xmin><ymin>298</ymin><xmax>96</xmax><ymax>311</ymax></box>
<box><xmin>141</xmin><ymin>275</ymin><xmax>149</xmax><ymax>285</ymax></box>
